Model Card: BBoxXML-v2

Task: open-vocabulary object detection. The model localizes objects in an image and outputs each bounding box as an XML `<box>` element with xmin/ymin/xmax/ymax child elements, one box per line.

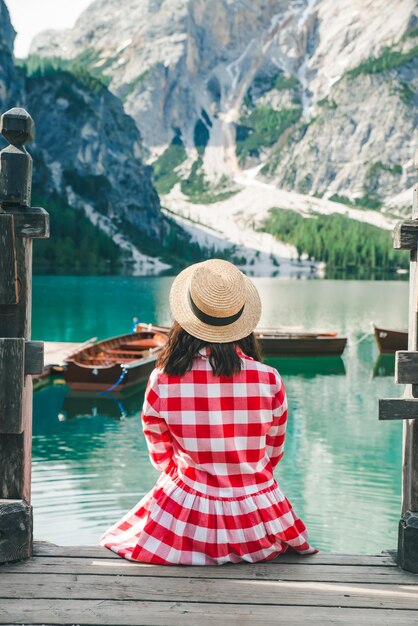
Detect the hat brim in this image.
<box><xmin>169</xmin><ymin>263</ymin><xmax>262</xmax><ymax>343</ymax></box>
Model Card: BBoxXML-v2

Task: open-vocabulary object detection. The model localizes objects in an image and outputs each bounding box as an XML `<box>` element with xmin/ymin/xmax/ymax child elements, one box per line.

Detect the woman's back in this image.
<box><xmin>144</xmin><ymin>346</ymin><xmax>287</xmax><ymax>497</ymax></box>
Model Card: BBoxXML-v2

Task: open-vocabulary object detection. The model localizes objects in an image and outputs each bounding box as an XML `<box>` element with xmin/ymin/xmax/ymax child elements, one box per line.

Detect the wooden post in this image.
<box><xmin>379</xmin><ymin>150</ymin><xmax>418</xmax><ymax>572</ymax></box>
<box><xmin>0</xmin><ymin>108</ymin><xmax>49</xmax><ymax>563</ymax></box>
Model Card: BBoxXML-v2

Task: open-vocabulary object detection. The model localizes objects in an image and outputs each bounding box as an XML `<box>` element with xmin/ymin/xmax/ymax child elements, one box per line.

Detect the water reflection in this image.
<box><xmin>372</xmin><ymin>355</ymin><xmax>395</xmax><ymax>378</ymax></box>
<box><xmin>267</xmin><ymin>357</ymin><xmax>346</xmax><ymax>377</ymax></box>
<box><xmin>61</xmin><ymin>384</ymin><xmax>147</xmax><ymax>421</ymax></box>
<box><xmin>53</xmin><ymin>357</ymin><xmax>346</xmax><ymax>424</ymax></box>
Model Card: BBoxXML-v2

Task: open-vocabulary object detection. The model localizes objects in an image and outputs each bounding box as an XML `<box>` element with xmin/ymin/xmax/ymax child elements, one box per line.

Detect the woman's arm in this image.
<box><xmin>266</xmin><ymin>372</ymin><xmax>288</xmax><ymax>469</ymax></box>
<box><xmin>141</xmin><ymin>369</ymin><xmax>174</xmax><ymax>472</ymax></box>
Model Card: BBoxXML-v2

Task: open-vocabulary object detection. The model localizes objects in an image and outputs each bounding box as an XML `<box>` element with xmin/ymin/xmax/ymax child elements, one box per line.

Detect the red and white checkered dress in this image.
<box><xmin>99</xmin><ymin>347</ymin><xmax>317</xmax><ymax>564</ymax></box>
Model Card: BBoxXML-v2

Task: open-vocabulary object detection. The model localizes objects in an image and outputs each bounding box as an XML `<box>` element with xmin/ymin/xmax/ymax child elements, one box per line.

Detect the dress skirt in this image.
<box><xmin>99</xmin><ymin>468</ymin><xmax>317</xmax><ymax>565</ymax></box>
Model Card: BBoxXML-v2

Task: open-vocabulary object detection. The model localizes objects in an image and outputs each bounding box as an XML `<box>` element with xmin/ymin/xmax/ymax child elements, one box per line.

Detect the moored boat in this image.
<box><xmin>135</xmin><ymin>322</ymin><xmax>347</xmax><ymax>358</ymax></box>
<box><xmin>255</xmin><ymin>329</ymin><xmax>347</xmax><ymax>357</ymax></box>
<box><xmin>64</xmin><ymin>329</ymin><xmax>167</xmax><ymax>391</ymax></box>
<box><xmin>373</xmin><ymin>324</ymin><xmax>408</xmax><ymax>354</ymax></box>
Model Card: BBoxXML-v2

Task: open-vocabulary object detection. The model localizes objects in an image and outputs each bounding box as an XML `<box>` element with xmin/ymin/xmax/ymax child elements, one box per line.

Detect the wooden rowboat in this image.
<box><xmin>135</xmin><ymin>323</ymin><xmax>347</xmax><ymax>358</ymax></box>
<box><xmin>373</xmin><ymin>324</ymin><xmax>408</xmax><ymax>354</ymax></box>
<box><xmin>255</xmin><ymin>329</ymin><xmax>347</xmax><ymax>357</ymax></box>
<box><xmin>64</xmin><ymin>329</ymin><xmax>167</xmax><ymax>391</ymax></box>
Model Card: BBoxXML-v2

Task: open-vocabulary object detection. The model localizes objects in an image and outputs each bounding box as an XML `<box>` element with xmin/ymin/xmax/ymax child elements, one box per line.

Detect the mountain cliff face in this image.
<box><xmin>30</xmin><ymin>0</ymin><xmax>418</xmax><ymax>209</ymax></box>
<box><xmin>24</xmin><ymin>63</ymin><xmax>162</xmax><ymax>238</ymax></box>
<box><xmin>267</xmin><ymin>36</ymin><xmax>418</xmax><ymax>206</ymax></box>
<box><xmin>0</xmin><ymin>0</ymin><xmax>172</xmax><ymax>274</ymax></box>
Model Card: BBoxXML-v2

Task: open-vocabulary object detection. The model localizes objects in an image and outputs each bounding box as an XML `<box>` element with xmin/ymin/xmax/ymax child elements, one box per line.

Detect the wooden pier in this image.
<box><xmin>1</xmin><ymin>542</ymin><xmax>418</xmax><ymax>625</ymax></box>
<box><xmin>43</xmin><ymin>341</ymin><xmax>88</xmax><ymax>367</ymax></box>
<box><xmin>37</xmin><ymin>340</ymin><xmax>94</xmax><ymax>378</ymax></box>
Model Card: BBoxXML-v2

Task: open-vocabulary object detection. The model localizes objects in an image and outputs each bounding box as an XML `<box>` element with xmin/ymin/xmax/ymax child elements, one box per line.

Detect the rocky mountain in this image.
<box><xmin>30</xmin><ymin>0</ymin><xmax>418</xmax><ymax>209</ymax></box>
<box><xmin>0</xmin><ymin>0</ymin><xmax>181</xmax><ymax>275</ymax></box>
<box><xmin>4</xmin><ymin>0</ymin><xmax>412</xmax><ymax>275</ymax></box>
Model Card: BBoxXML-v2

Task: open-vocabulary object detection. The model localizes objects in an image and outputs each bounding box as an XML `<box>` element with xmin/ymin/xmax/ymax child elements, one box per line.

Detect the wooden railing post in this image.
<box><xmin>0</xmin><ymin>108</ymin><xmax>49</xmax><ymax>563</ymax></box>
<box><xmin>379</xmin><ymin>150</ymin><xmax>418</xmax><ymax>572</ymax></box>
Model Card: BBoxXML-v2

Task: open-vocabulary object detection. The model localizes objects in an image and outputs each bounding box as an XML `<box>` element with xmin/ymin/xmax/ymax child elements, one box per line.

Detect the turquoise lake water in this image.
<box><xmin>32</xmin><ymin>275</ymin><xmax>408</xmax><ymax>553</ymax></box>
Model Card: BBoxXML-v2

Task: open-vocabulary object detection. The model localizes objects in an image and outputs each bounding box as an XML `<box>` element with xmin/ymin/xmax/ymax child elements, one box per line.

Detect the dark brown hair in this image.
<box><xmin>157</xmin><ymin>322</ymin><xmax>262</xmax><ymax>377</ymax></box>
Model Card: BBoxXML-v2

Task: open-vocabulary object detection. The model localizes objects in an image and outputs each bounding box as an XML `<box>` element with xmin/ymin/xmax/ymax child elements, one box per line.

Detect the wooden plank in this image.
<box><xmin>3</xmin><ymin>557</ymin><xmax>417</xmax><ymax>584</ymax></box>
<box><xmin>379</xmin><ymin>398</ymin><xmax>418</xmax><ymax>421</ymax></box>
<box><xmin>43</xmin><ymin>341</ymin><xmax>90</xmax><ymax>366</ymax></box>
<box><xmin>0</xmin><ymin>238</ymin><xmax>34</xmax><ymax>504</ymax></box>
<box><xmin>2</xmin><ymin>573</ymin><xmax>418</xmax><ymax>609</ymax></box>
<box><xmin>24</xmin><ymin>340</ymin><xmax>44</xmax><ymax>375</ymax></box>
<box><xmin>0</xmin><ymin>433</ymin><xmax>25</xmax><ymax>499</ymax></box>
<box><xmin>0</xmin><ymin>213</ymin><xmax>17</xmax><ymax>304</ymax></box>
<box><xmin>0</xmin><ymin>234</ymin><xmax>32</xmax><ymax>337</ymax></box>
<box><xmin>393</xmin><ymin>220</ymin><xmax>418</xmax><ymax>250</ymax></box>
<box><xmin>395</xmin><ymin>351</ymin><xmax>418</xmax><ymax>384</ymax></box>
<box><xmin>1</xmin><ymin>599</ymin><xmax>417</xmax><ymax>626</ymax></box>
<box><xmin>0</xmin><ymin>337</ymin><xmax>24</xmax><ymax>432</ymax></box>
<box><xmin>32</xmin><ymin>542</ymin><xmax>397</xmax><ymax>566</ymax></box>
<box><xmin>0</xmin><ymin>387</ymin><xmax>33</xmax><ymax>502</ymax></box>
<box><xmin>0</xmin><ymin>500</ymin><xmax>32</xmax><ymax>563</ymax></box>
<box><xmin>11</xmin><ymin>207</ymin><xmax>50</xmax><ymax>239</ymax></box>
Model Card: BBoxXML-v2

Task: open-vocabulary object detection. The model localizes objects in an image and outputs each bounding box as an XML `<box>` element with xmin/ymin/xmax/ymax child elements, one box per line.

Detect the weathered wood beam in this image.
<box><xmin>395</xmin><ymin>351</ymin><xmax>418</xmax><ymax>384</ymax></box>
<box><xmin>0</xmin><ymin>339</ymin><xmax>40</xmax><ymax>433</ymax></box>
<box><xmin>393</xmin><ymin>220</ymin><xmax>418</xmax><ymax>250</ymax></box>
<box><xmin>0</xmin><ymin>429</ymin><xmax>32</xmax><ymax>500</ymax></box>
<box><xmin>30</xmin><ymin>541</ymin><xmax>397</xmax><ymax>564</ymax></box>
<box><xmin>379</xmin><ymin>398</ymin><xmax>418</xmax><ymax>421</ymax></box>
<box><xmin>0</xmin><ymin>213</ymin><xmax>18</xmax><ymax>304</ymax></box>
<box><xmin>398</xmin><ymin>510</ymin><xmax>418</xmax><ymax>572</ymax></box>
<box><xmin>0</xmin><ymin>499</ymin><xmax>32</xmax><ymax>563</ymax></box>
<box><xmin>12</xmin><ymin>207</ymin><xmax>50</xmax><ymax>239</ymax></box>
<box><xmin>0</xmin><ymin>338</ymin><xmax>24</xmax><ymax>433</ymax></box>
<box><xmin>2</xmin><ymin>601</ymin><xmax>418</xmax><ymax>626</ymax></box>
<box><xmin>6</xmin><ymin>556</ymin><xmax>410</xmax><ymax>581</ymax></box>
<box><xmin>24</xmin><ymin>340</ymin><xmax>44</xmax><ymax>375</ymax></box>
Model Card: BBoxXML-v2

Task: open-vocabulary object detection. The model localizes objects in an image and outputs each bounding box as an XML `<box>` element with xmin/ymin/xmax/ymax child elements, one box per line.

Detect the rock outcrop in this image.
<box><xmin>24</xmin><ymin>64</ymin><xmax>162</xmax><ymax>240</ymax></box>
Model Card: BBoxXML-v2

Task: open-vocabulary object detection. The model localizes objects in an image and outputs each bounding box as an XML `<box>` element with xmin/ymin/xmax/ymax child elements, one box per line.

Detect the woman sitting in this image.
<box><xmin>100</xmin><ymin>259</ymin><xmax>316</xmax><ymax>564</ymax></box>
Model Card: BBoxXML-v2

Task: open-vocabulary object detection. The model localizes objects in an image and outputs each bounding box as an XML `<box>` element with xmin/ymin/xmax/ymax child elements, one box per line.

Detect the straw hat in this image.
<box><xmin>169</xmin><ymin>259</ymin><xmax>261</xmax><ymax>343</ymax></box>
